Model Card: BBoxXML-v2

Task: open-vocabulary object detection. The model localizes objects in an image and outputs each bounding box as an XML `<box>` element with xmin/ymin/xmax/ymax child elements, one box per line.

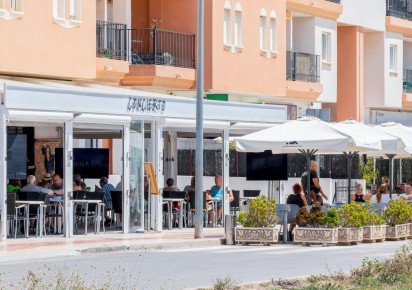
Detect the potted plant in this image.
<box><xmin>99</xmin><ymin>49</ymin><xmax>111</xmax><ymax>58</ymax></box>
<box><xmin>337</xmin><ymin>203</ymin><xmax>365</xmax><ymax>245</ymax></box>
<box><xmin>363</xmin><ymin>201</ymin><xmax>386</xmax><ymax>243</ymax></box>
<box><xmin>385</xmin><ymin>199</ymin><xmax>411</xmax><ymax>240</ymax></box>
<box><xmin>294</xmin><ymin>204</ymin><xmax>339</xmax><ymax>246</ymax></box>
<box><xmin>235</xmin><ymin>195</ymin><xmax>279</xmax><ymax>245</ymax></box>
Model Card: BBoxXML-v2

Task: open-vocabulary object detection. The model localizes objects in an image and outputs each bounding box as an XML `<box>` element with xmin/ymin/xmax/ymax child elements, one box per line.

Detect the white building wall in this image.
<box><xmin>338</xmin><ymin>0</ymin><xmax>386</xmax><ymax>31</ymax></box>
<box><xmin>315</xmin><ymin>17</ymin><xmax>337</xmax><ymax>103</ymax></box>
<box><xmin>112</xmin><ymin>139</ymin><xmax>123</xmax><ymax>175</ymax></box>
<box><xmin>364</xmin><ymin>32</ymin><xmax>385</xmax><ymax>109</ymax></box>
<box><xmin>34</xmin><ymin>127</ymin><xmax>60</xmax><ymax>139</ymax></box>
<box><xmin>384</xmin><ymin>32</ymin><xmax>403</xmax><ymax>108</ymax></box>
<box><xmin>292</xmin><ymin>17</ymin><xmax>316</xmax><ymax>54</ymax></box>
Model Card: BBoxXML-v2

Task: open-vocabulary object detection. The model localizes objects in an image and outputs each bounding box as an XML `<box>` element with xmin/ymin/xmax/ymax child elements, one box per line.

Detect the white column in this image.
<box><xmin>122</xmin><ymin>125</ymin><xmax>130</xmax><ymax>233</ymax></box>
<box><xmin>222</xmin><ymin>129</ymin><xmax>230</xmax><ymax>218</ymax></box>
<box><xmin>151</xmin><ymin>121</ymin><xmax>163</xmax><ymax>231</ymax></box>
<box><xmin>164</xmin><ymin>131</ymin><xmax>178</xmax><ymax>182</ymax></box>
<box><xmin>64</xmin><ymin>121</ymin><xmax>74</xmax><ymax>237</ymax></box>
<box><xmin>0</xmin><ymin>106</ymin><xmax>7</xmax><ymax>240</ymax></box>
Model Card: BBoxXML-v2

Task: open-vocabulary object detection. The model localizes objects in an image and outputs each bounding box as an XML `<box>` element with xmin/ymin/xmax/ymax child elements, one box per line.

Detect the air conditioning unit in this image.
<box><xmin>306</xmin><ymin>108</ymin><xmax>330</xmax><ymax>122</ymax></box>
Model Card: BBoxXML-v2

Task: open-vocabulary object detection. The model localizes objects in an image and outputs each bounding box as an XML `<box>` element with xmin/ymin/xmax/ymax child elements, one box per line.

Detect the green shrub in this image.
<box><xmin>295</xmin><ymin>204</ymin><xmax>339</xmax><ymax>228</ymax></box>
<box><xmin>238</xmin><ymin>195</ymin><xmax>278</xmax><ymax>227</ymax></box>
<box><xmin>385</xmin><ymin>199</ymin><xmax>412</xmax><ymax>226</ymax></box>
<box><xmin>338</xmin><ymin>202</ymin><xmax>367</xmax><ymax>228</ymax></box>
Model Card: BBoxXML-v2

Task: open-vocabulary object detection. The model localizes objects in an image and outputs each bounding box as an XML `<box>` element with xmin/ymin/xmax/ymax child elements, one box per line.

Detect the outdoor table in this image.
<box><xmin>207</xmin><ymin>197</ymin><xmax>221</xmax><ymax>227</ymax></box>
<box><xmin>72</xmin><ymin>199</ymin><xmax>105</xmax><ymax>235</ymax></box>
<box><xmin>15</xmin><ymin>200</ymin><xmax>45</xmax><ymax>238</ymax></box>
<box><xmin>163</xmin><ymin>198</ymin><xmax>186</xmax><ymax>230</ymax></box>
<box><xmin>49</xmin><ymin>197</ymin><xmax>64</xmax><ymax>234</ymax></box>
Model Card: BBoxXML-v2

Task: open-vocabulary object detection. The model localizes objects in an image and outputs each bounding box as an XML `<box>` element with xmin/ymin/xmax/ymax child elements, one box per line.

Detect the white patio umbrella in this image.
<box><xmin>235</xmin><ymin>117</ymin><xmax>350</xmax><ymax>204</ymax></box>
<box><xmin>328</xmin><ymin>119</ymin><xmax>395</xmax><ymax>202</ymax></box>
<box><xmin>374</xmin><ymin>122</ymin><xmax>412</xmax><ymax>197</ymax></box>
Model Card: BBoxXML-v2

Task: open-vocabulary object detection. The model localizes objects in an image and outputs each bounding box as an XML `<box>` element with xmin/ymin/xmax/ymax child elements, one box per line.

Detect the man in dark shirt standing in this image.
<box><xmin>301</xmin><ymin>161</ymin><xmax>328</xmax><ymax>205</ymax></box>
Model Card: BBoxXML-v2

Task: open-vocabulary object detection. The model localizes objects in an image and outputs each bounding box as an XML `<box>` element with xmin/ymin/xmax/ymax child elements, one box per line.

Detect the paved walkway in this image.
<box><xmin>0</xmin><ymin>228</ymin><xmax>224</xmax><ymax>262</ymax></box>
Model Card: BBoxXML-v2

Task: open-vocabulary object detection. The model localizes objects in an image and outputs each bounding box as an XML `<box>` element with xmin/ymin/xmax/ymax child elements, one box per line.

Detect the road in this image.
<box><xmin>0</xmin><ymin>240</ymin><xmax>408</xmax><ymax>289</ymax></box>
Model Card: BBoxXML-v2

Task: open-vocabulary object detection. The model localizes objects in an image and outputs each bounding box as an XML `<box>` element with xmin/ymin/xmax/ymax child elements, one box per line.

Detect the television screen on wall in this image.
<box><xmin>246</xmin><ymin>151</ymin><xmax>288</xmax><ymax>181</ymax></box>
<box><xmin>55</xmin><ymin>148</ymin><xmax>109</xmax><ymax>179</ymax></box>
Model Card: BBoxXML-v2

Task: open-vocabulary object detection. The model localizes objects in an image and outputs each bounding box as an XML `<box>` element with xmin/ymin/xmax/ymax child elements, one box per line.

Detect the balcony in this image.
<box><xmin>286</xmin><ymin>0</ymin><xmax>343</xmax><ymax>20</ymax></box>
<box><xmin>387</xmin><ymin>0</ymin><xmax>412</xmax><ymax>20</ymax></box>
<box><xmin>286</xmin><ymin>51</ymin><xmax>323</xmax><ymax>100</ymax></box>
<box><xmin>287</xmin><ymin>51</ymin><xmax>320</xmax><ymax>83</ymax></box>
<box><xmin>96</xmin><ymin>20</ymin><xmax>128</xmax><ymax>61</ymax></box>
<box><xmin>129</xmin><ymin>28</ymin><xmax>196</xmax><ymax>69</ymax></box>
<box><xmin>326</xmin><ymin>0</ymin><xmax>341</xmax><ymax>3</ymax></box>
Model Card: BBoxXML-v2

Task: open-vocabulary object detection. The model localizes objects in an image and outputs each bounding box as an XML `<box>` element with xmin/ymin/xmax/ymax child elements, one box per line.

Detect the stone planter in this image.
<box><xmin>409</xmin><ymin>223</ymin><xmax>412</xmax><ymax>239</ymax></box>
<box><xmin>386</xmin><ymin>224</ymin><xmax>409</xmax><ymax>240</ymax></box>
<box><xmin>235</xmin><ymin>227</ymin><xmax>278</xmax><ymax>245</ymax></box>
<box><xmin>338</xmin><ymin>227</ymin><xmax>363</xmax><ymax>245</ymax></box>
<box><xmin>294</xmin><ymin>227</ymin><xmax>338</xmax><ymax>246</ymax></box>
<box><xmin>363</xmin><ymin>225</ymin><xmax>386</xmax><ymax>243</ymax></box>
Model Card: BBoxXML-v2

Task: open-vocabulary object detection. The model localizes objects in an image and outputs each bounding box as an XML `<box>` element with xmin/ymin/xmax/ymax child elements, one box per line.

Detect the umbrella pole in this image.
<box><xmin>386</xmin><ymin>154</ymin><xmax>396</xmax><ymax>199</ymax></box>
<box><xmin>344</xmin><ymin>152</ymin><xmax>358</xmax><ymax>204</ymax></box>
<box><xmin>300</xmin><ymin>149</ymin><xmax>318</xmax><ymax>206</ymax></box>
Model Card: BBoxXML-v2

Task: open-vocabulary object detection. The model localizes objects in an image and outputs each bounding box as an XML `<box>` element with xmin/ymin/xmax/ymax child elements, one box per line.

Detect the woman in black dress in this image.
<box><xmin>287</xmin><ymin>183</ymin><xmax>308</xmax><ymax>239</ymax></box>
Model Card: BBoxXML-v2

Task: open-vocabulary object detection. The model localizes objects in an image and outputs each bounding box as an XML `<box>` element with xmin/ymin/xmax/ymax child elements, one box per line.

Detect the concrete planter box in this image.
<box><xmin>235</xmin><ymin>227</ymin><xmax>278</xmax><ymax>245</ymax></box>
<box><xmin>386</xmin><ymin>224</ymin><xmax>409</xmax><ymax>240</ymax></box>
<box><xmin>294</xmin><ymin>228</ymin><xmax>338</xmax><ymax>246</ymax></box>
<box><xmin>338</xmin><ymin>227</ymin><xmax>363</xmax><ymax>245</ymax></box>
<box><xmin>363</xmin><ymin>225</ymin><xmax>386</xmax><ymax>243</ymax></box>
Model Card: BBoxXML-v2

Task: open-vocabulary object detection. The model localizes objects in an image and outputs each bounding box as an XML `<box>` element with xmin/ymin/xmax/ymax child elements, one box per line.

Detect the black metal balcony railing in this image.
<box><xmin>404</xmin><ymin>69</ymin><xmax>412</xmax><ymax>92</ymax></box>
<box><xmin>129</xmin><ymin>28</ymin><xmax>196</xmax><ymax>68</ymax></box>
<box><xmin>326</xmin><ymin>0</ymin><xmax>341</xmax><ymax>3</ymax></box>
<box><xmin>387</xmin><ymin>0</ymin><xmax>412</xmax><ymax>21</ymax></box>
<box><xmin>286</xmin><ymin>51</ymin><xmax>320</xmax><ymax>83</ymax></box>
<box><xmin>96</xmin><ymin>20</ymin><xmax>128</xmax><ymax>61</ymax></box>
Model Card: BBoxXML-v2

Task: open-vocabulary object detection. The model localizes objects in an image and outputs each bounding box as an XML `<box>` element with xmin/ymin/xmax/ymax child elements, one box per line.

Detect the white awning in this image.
<box><xmin>163</xmin><ymin>118</ymin><xmax>231</xmax><ymax>131</ymax></box>
<box><xmin>73</xmin><ymin>114</ymin><xmax>132</xmax><ymax>125</ymax></box>
<box><xmin>6</xmin><ymin>110</ymin><xmax>73</xmax><ymax>123</ymax></box>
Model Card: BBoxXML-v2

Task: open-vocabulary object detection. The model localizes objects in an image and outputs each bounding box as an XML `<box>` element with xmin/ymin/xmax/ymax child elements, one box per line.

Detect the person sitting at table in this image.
<box><xmin>183</xmin><ymin>176</ymin><xmax>195</xmax><ymax>192</ymax></box>
<box><xmin>350</xmin><ymin>183</ymin><xmax>371</xmax><ymax>203</ymax></box>
<box><xmin>21</xmin><ymin>175</ymin><xmax>54</xmax><ymax>196</ymax></box>
<box><xmin>399</xmin><ymin>184</ymin><xmax>412</xmax><ymax>203</ymax></box>
<box><xmin>39</xmin><ymin>173</ymin><xmax>53</xmax><ymax>189</ymax></box>
<box><xmin>73</xmin><ymin>174</ymin><xmax>87</xmax><ymax>191</ymax></box>
<box><xmin>7</xmin><ymin>178</ymin><xmax>21</xmax><ymax>193</ymax></box>
<box><xmin>95</xmin><ymin>176</ymin><xmax>115</xmax><ymax>226</ymax></box>
<box><xmin>376</xmin><ymin>184</ymin><xmax>391</xmax><ymax>204</ymax></box>
<box><xmin>207</xmin><ymin>175</ymin><xmax>234</xmax><ymax>225</ymax></box>
<box><xmin>164</xmin><ymin>178</ymin><xmax>179</xmax><ymax>192</ymax></box>
<box><xmin>286</xmin><ymin>183</ymin><xmax>307</xmax><ymax>240</ymax></box>
<box><xmin>51</xmin><ymin>174</ymin><xmax>64</xmax><ymax>195</ymax></box>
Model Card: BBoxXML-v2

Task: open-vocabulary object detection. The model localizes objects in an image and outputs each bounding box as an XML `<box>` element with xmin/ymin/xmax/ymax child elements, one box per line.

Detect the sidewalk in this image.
<box><xmin>0</xmin><ymin>228</ymin><xmax>224</xmax><ymax>262</ymax></box>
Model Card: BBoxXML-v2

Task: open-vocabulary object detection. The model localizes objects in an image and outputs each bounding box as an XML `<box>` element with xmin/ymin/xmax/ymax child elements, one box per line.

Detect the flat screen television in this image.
<box><xmin>7</xmin><ymin>134</ymin><xmax>27</xmax><ymax>179</ymax></box>
<box><xmin>246</xmin><ymin>151</ymin><xmax>288</xmax><ymax>181</ymax></box>
<box><xmin>55</xmin><ymin>148</ymin><xmax>109</xmax><ymax>179</ymax></box>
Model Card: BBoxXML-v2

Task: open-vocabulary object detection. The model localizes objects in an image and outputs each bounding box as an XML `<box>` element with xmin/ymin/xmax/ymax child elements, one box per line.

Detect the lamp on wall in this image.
<box><xmin>286</xmin><ymin>10</ymin><xmax>292</xmax><ymax>20</ymax></box>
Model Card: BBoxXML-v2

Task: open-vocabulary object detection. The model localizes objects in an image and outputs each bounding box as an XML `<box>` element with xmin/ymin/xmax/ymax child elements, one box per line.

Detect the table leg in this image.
<box><xmin>85</xmin><ymin>203</ymin><xmax>88</xmax><ymax>235</ymax></box>
<box><xmin>179</xmin><ymin>202</ymin><xmax>183</xmax><ymax>230</ymax></box>
<box><xmin>25</xmin><ymin>205</ymin><xmax>29</xmax><ymax>238</ymax></box>
<box><xmin>39</xmin><ymin>206</ymin><xmax>44</xmax><ymax>238</ymax></box>
<box><xmin>168</xmin><ymin>201</ymin><xmax>172</xmax><ymax>230</ymax></box>
<box><xmin>283</xmin><ymin>211</ymin><xmax>288</xmax><ymax>244</ymax></box>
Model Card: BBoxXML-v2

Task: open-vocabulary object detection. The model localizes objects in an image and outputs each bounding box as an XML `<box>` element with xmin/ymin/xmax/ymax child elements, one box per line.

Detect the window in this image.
<box><xmin>269</xmin><ymin>11</ymin><xmax>277</xmax><ymax>52</ymax></box>
<box><xmin>234</xmin><ymin>3</ymin><xmax>242</xmax><ymax>47</ymax></box>
<box><xmin>53</xmin><ymin>0</ymin><xmax>65</xmax><ymax>19</ymax></box>
<box><xmin>260</xmin><ymin>9</ymin><xmax>267</xmax><ymax>50</ymax></box>
<box><xmin>70</xmin><ymin>0</ymin><xmax>81</xmax><ymax>21</ymax></box>
<box><xmin>223</xmin><ymin>3</ymin><xmax>231</xmax><ymax>46</ymax></box>
<box><xmin>11</xmin><ymin>0</ymin><xmax>23</xmax><ymax>12</ymax></box>
<box><xmin>390</xmin><ymin>44</ymin><xmax>397</xmax><ymax>72</ymax></box>
<box><xmin>322</xmin><ymin>32</ymin><xmax>331</xmax><ymax>62</ymax></box>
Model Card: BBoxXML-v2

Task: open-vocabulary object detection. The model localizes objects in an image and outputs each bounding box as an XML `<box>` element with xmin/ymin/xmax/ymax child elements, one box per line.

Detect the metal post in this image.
<box><xmin>153</xmin><ymin>28</ymin><xmax>157</xmax><ymax>65</ymax></box>
<box><xmin>122</xmin><ymin>125</ymin><xmax>130</xmax><ymax>233</ymax></box>
<box><xmin>222</xmin><ymin>128</ymin><xmax>230</xmax><ymax>226</ymax></box>
<box><xmin>300</xmin><ymin>149</ymin><xmax>317</xmax><ymax>206</ymax></box>
<box><xmin>345</xmin><ymin>152</ymin><xmax>358</xmax><ymax>204</ymax></box>
<box><xmin>387</xmin><ymin>154</ymin><xmax>396</xmax><ymax>198</ymax></box>
<box><xmin>64</xmin><ymin>121</ymin><xmax>74</xmax><ymax>237</ymax></box>
<box><xmin>195</xmin><ymin>0</ymin><xmax>204</xmax><ymax>239</ymax></box>
<box><xmin>0</xmin><ymin>106</ymin><xmax>7</xmax><ymax>240</ymax></box>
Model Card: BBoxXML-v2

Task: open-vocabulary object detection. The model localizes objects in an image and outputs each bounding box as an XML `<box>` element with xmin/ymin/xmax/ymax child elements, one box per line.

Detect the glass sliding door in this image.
<box><xmin>129</xmin><ymin>121</ymin><xmax>144</xmax><ymax>231</ymax></box>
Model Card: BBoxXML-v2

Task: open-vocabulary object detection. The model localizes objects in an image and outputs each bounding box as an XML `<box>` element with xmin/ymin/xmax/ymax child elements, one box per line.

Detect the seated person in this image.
<box><xmin>95</xmin><ymin>177</ymin><xmax>115</xmax><ymax>226</ymax></box>
<box><xmin>7</xmin><ymin>179</ymin><xmax>21</xmax><ymax>193</ymax></box>
<box><xmin>51</xmin><ymin>174</ymin><xmax>64</xmax><ymax>195</ymax></box>
<box><xmin>21</xmin><ymin>175</ymin><xmax>54</xmax><ymax>196</ymax></box>
<box><xmin>350</xmin><ymin>183</ymin><xmax>371</xmax><ymax>203</ymax></box>
<box><xmin>399</xmin><ymin>184</ymin><xmax>412</xmax><ymax>203</ymax></box>
<box><xmin>207</xmin><ymin>175</ymin><xmax>234</xmax><ymax>224</ymax></box>
<box><xmin>286</xmin><ymin>183</ymin><xmax>308</xmax><ymax>240</ymax></box>
<box><xmin>164</xmin><ymin>178</ymin><xmax>179</xmax><ymax>192</ymax></box>
<box><xmin>183</xmin><ymin>176</ymin><xmax>195</xmax><ymax>193</ymax></box>
<box><xmin>376</xmin><ymin>184</ymin><xmax>391</xmax><ymax>204</ymax></box>
<box><xmin>73</xmin><ymin>174</ymin><xmax>87</xmax><ymax>191</ymax></box>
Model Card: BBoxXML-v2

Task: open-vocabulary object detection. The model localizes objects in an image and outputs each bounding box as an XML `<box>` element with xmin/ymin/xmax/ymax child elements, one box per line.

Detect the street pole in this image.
<box><xmin>194</xmin><ymin>0</ymin><xmax>204</xmax><ymax>239</ymax></box>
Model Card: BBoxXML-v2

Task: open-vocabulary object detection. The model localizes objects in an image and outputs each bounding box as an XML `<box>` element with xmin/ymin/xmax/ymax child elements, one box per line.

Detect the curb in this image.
<box><xmin>79</xmin><ymin>238</ymin><xmax>225</xmax><ymax>254</ymax></box>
